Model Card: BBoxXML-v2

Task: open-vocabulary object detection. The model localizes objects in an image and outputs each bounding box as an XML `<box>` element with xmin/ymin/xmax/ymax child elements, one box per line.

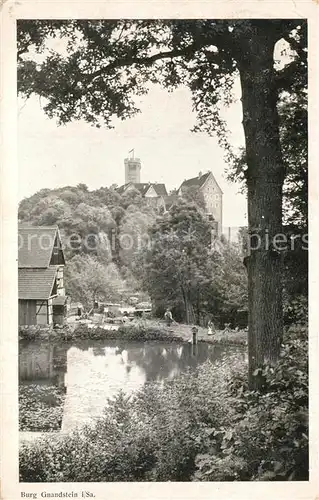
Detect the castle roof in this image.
<box><xmin>117</xmin><ymin>182</ymin><xmax>168</xmax><ymax>197</ymax></box>
<box><xmin>116</xmin><ymin>183</ymin><xmax>132</xmax><ymax>194</ymax></box>
<box><xmin>134</xmin><ymin>183</ymin><xmax>154</xmax><ymax>195</ymax></box>
<box><xmin>151</xmin><ymin>184</ymin><xmax>168</xmax><ymax>196</ymax></box>
<box><xmin>180</xmin><ymin>172</ymin><xmax>210</xmax><ymax>190</ymax></box>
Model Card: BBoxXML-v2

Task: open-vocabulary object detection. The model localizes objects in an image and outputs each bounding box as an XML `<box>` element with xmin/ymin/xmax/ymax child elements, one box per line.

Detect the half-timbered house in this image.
<box><xmin>18</xmin><ymin>226</ymin><xmax>66</xmax><ymax>326</ymax></box>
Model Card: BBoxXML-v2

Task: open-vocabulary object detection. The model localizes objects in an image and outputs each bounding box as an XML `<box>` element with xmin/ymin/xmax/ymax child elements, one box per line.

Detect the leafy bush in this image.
<box><xmin>20</xmin><ymin>326</ymin><xmax>308</xmax><ymax>482</ymax></box>
<box><xmin>72</xmin><ymin>324</ymin><xmax>182</xmax><ymax>342</ymax></box>
<box><xmin>116</xmin><ymin>324</ymin><xmax>182</xmax><ymax>342</ymax></box>
<box><xmin>19</xmin><ymin>325</ymin><xmax>73</xmax><ymax>342</ymax></box>
<box><xmin>19</xmin><ymin>384</ymin><xmax>65</xmax><ymax>431</ymax></box>
<box><xmin>18</xmin><ymin>323</ymin><xmax>181</xmax><ymax>343</ymax></box>
<box><xmin>283</xmin><ymin>294</ymin><xmax>308</xmax><ymax>326</ymax></box>
<box><xmin>194</xmin><ymin>325</ymin><xmax>308</xmax><ymax>481</ymax></box>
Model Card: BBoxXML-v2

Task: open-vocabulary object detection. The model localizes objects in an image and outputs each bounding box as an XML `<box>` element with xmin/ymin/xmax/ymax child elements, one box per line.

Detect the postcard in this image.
<box><xmin>1</xmin><ymin>1</ymin><xmax>318</xmax><ymax>499</ymax></box>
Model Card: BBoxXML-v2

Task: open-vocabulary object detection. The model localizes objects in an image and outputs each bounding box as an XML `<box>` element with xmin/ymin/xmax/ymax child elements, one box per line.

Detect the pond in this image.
<box><xmin>19</xmin><ymin>339</ymin><xmax>247</xmax><ymax>433</ymax></box>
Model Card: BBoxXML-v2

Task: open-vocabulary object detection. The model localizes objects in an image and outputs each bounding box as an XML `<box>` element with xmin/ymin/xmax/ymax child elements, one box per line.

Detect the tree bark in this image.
<box><xmin>237</xmin><ymin>30</ymin><xmax>285</xmax><ymax>388</ymax></box>
<box><xmin>180</xmin><ymin>284</ymin><xmax>189</xmax><ymax>324</ymax></box>
<box><xmin>181</xmin><ymin>283</ymin><xmax>196</xmax><ymax>325</ymax></box>
<box><xmin>188</xmin><ymin>301</ymin><xmax>196</xmax><ymax>325</ymax></box>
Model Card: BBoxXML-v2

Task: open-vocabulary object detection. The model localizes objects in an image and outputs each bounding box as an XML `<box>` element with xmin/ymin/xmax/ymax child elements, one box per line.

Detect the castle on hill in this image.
<box><xmin>117</xmin><ymin>155</ymin><xmax>223</xmax><ymax>235</ymax></box>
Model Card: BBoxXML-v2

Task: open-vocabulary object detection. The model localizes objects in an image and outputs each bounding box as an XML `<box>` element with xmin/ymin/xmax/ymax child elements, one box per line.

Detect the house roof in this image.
<box><xmin>133</xmin><ymin>183</ymin><xmax>153</xmax><ymax>195</ymax></box>
<box><xmin>116</xmin><ymin>183</ymin><xmax>131</xmax><ymax>194</ymax></box>
<box><xmin>18</xmin><ymin>267</ymin><xmax>57</xmax><ymax>300</ymax></box>
<box><xmin>18</xmin><ymin>226</ymin><xmax>62</xmax><ymax>268</ymax></box>
<box><xmin>179</xmin><ymin>171</ymin><xmax>223</xmax><ymax>194</ymax></box>
<box><xmin>179</xmin><ymin>172</ymin><xmax>210</xmax><ymax>190</ymax></box>
<box><xmin>117</xmin><ymin>183</ymin><xmax>168</xmax><ymax>197</ymax></box>
<box><xmin>151</xmin><ymin>184</ymin><xmax>168</xmax><ymax>196</ymax></box>
<box><xmin>117</xmin><ymin>183</ymin><xmax>149</xmax><ymax>195</ymax></box>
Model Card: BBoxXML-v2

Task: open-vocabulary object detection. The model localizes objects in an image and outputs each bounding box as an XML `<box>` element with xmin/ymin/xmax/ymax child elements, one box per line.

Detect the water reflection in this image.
<box><xmin>19</xmin><ymin>342</ymin><xmax>68</xmax><ymax>390</ymax></box>
<box><xmin>19</xmin><ymin>339</ymin><xmax>247</xmax><ymax>432</ymax></box>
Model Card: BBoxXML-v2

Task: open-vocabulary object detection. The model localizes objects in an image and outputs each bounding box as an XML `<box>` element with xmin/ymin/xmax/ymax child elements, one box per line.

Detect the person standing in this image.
<box><xmin>207</xmin><ymin>318</ymin><xmax>215</xmax><ymax>336</ymax></box>
<box><xmin>164</xmin><ymin>308</ymin><xmax>174</xmax><ymax>327</ymax></box>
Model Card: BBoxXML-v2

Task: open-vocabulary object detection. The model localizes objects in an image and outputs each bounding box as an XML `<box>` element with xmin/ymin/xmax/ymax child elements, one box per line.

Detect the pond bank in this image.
<box><xmin>19</xmin><ymin>320</ymin><xmax>247</xmax><ymax>346</ymax></box>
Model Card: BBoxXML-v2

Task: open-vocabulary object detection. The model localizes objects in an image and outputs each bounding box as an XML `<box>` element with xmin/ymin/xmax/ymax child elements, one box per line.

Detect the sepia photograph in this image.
<box><xmin>12</xmin><ymin>15</ymin><xmax>310</xmax><ymax>489</ymax></box>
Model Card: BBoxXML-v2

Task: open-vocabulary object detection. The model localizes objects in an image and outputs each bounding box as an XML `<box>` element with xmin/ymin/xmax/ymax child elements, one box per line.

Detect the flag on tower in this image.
<box><xmin>128</xmin><ymin>148</ymin><xmax>134</xmax><ymax>158</ymax></box>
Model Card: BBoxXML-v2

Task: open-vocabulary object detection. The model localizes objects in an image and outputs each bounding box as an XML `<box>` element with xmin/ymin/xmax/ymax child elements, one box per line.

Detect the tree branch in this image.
<box><xmin>84</xmin><ymin>44</ymin><xmax>206</xmax><ymax>82</ymax></box>
<box><xmin>17</xmin><ymin>42</ymin><xmax>33</xmax><ymax>59</ymax></box>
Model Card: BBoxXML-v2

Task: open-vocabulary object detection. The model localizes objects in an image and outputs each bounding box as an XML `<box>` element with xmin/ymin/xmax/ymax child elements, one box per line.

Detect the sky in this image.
<box><xmin>18</xmin><ymin>81</ymin><xmax>247</xmax><ymax>228</ymax></box>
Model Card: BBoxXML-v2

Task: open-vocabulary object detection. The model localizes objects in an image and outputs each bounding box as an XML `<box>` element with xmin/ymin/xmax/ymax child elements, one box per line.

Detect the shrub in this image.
<box><xmin>194</xmin><ymin>325</ymin><xmax>308</xmax><ymax>481</ymax></box>
<box><xmin>19</xmin><ymin>325</ymin><xmax>72</xmax><ymax>342</ymax></box>
<box><xmin>283</xmin><ymin>294</ymin><xmax>308</xmax><ymax>326</ymax></box>
<box><xmin>20</xmin><ymin>357</ymin><xmax>245</xmax><ymax>482</ymax></box>
<box><xmin>71</xmin><ymin>324</ymin><xmax>182</xmax><ymax>342</ymax></box>
<box><xmin>116</xmin><ymin>324</ymin><xmax>181</xmax><ymax>342</ymax></box>
<box><xmin>18</xmin><ymin>323</ymin><xmax>181</xmax><ymax>343</ymax></box>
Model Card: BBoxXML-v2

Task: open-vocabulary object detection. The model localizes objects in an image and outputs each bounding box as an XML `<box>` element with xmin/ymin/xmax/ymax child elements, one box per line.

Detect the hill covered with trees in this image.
<box><xmin>19</xmin><ymin>184</ymin><xmax>247</xmax><ymax>324</ymax></box>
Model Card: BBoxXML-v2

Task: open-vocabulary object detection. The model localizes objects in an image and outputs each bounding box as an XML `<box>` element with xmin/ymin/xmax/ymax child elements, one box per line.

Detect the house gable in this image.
<box><xmin>176</xmin><ymin>171</ymin><xmax>223</xmax><ymax>234</ymax></box>
<box><xmin>49</xmin><ymin>230</ymin><xmax>65</xmax><ymax>266</ymax></box>
<box><xmin>144</xmin><ymin>185</ymin><xmax>158</xmax><ymax>198</ymax></box>
<box><xmin>199</xmin><ymin>173</ymin><xmax>223</xmax><ymax>233</ymax></box>
<box><xmin>178</xmin><ymin>171</ymin><xmax>223</xmax><ymax>195</ymax></box>
<box><xmin>178</xmin><ymin>172</ymin><xmax>210</xmax><ymax>193</ymax></box>
<box><xmin>199</xmin><ymin>171</ymin><xmax>223</xmax><ymax>195</ymax></box>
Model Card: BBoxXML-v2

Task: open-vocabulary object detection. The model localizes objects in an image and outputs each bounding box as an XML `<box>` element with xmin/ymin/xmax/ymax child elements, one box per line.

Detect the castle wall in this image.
<box><xmin>201</xmin><ymin>174</ymin><xmax>223</xmax><ymax>235</ymax></box>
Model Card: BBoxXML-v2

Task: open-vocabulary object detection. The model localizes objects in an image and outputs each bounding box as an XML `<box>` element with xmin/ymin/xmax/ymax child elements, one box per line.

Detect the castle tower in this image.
<box><xmin>124</xmin><ymin>155</ymin><xmax>141</xmax><ymax>184</ymax></box>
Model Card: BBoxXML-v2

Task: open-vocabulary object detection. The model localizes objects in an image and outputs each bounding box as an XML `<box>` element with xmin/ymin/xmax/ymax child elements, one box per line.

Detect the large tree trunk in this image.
<box><xmin>237</xmin><ymin>31</ymin><xmax>285</xmax><ymax>388</ymax></box>
<box><xmin>180</xmin><ymin>284</ymin><xmax>189</xmax><ymax>324</ymax></box>
<box><xmin>181</xmin><ymin>284</ymin><xmax>196</xmax><ymax>325</ymax></box>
